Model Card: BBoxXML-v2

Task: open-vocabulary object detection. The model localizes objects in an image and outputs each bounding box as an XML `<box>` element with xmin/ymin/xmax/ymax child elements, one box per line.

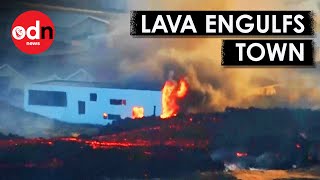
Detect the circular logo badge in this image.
<box><xmin>11</xmin><ymin>11</ymin><xmax>55</xmax><ymax>55</ymax></box>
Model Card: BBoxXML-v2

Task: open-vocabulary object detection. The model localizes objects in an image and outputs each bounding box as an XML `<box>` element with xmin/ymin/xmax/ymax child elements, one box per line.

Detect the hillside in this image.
<box><xmin>0</xmin><ymin>101</ymin><xmax>101</xmax><ymax>138</ymax></box>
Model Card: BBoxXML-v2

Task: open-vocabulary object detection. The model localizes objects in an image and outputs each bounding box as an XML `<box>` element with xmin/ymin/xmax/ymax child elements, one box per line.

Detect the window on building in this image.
<box><xmin>110</xmin><ymin>99</ymin><xmax>126</xmax><ymax>105</ymax></box>
<box><xmin>90</xmin><ymin>93</ymin><xmax>97</xmax><ymax>101</ymax></box>
<box><xmin>29</xmin><ymin>90</ymin><xmax>67</xmax><ymax>107</ymax></box>
<box><xmin>78</xmin><ymin>101</ymin><xmax>85</xmax><ymax>114</ymax></box>
<box><xmin>108</xmin><ymin>114</ymin><xmax>121</xmax><ymax>120</ymax></box>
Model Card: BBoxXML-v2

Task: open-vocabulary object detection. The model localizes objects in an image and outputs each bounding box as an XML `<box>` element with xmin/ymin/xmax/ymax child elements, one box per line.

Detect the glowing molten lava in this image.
<box><xmin>161</xmin><ymin>78</ymin><xmax>188</xmax><ymax>119</ymax></box>
<box><xmin>132</xmin><ymin>106</ymin><xmax>144</xmax><ymax>119</ymax></box>
<box><xmin>236</xmin><ymin>152</ymin><xmax>248</xmax><ymax>158</ymax></box>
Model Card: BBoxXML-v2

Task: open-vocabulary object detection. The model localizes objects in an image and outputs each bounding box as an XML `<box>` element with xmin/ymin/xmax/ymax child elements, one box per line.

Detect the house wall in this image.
<box><xmin>51</xmin><ymin>19</ymin><xmax>109</xmax><ymax>54</ymax></box>
<box><xmin>24</xmin><ymin>84</ymin><xmax>162</xmax><ymax>125</ymax></box>
<box><xmin>72</xmin><ymin>19</ymin><xmax>108</xmax><ymax>39</ymax></box>
<box><xmin>0</xmin><ymin>68</ymin><xmax>27</xmax><ymax>90</ymax></box>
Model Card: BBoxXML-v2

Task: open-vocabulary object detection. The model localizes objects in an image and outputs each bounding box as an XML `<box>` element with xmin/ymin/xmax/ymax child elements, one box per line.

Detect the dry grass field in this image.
<box><xmin>231</xmin><ymin>169</ymin><xmax>320</xmax><ymax>180</ymax></box>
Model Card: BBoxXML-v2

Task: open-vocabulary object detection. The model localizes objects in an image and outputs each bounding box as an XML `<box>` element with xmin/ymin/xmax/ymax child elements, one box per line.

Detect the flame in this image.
<box><xmin>296</xmin><ymin>144</ymin><xmax>301</xmax><ymax>149</ymax></box>
<box><xmin>71</xmin><ymin>132</ymin><xmax>80</xmax><ymax>138</ymax></box>
<box><xmin>236</xmin><ymin>152</ymin><xmax>248</xmax><ymax>158</ymax></box>
<box><xmin>103</xmin><ymin>113</ymin><xmax>108</xmax><ymax>119</ymax></box>
<box><xmin>132</xmin><ymin>106</ymin><xmax>144</xmax><ymax>119</ymax></box>
<box><xmin>161</xmin><ymin>78</ymin><xmax>188</xmax><ymax>119</ymax></box>
<box><xmin>176</xmin><ymin>79</ymin><xmax>188</xmax><ymax>98</ymax></box>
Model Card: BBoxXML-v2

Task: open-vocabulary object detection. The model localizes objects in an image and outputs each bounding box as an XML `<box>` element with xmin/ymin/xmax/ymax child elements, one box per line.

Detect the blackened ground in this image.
<box><xmin>1</xmin><ymin>107</ymin><xmax>320</xmax><ymax>179</ymax></box>
<box><xmin>0</xmin><ymin>142</ymin><xmax>220</xmax><ymax>179</ymax></box>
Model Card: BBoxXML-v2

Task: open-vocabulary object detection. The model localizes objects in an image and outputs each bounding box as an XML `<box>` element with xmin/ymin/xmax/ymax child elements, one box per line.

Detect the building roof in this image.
<box><xmin>65</xmin><ymin>68</ymin><xmax>95</xmax><ymax>82</ymax></box>
<box><xmin>0</xmin><ymin>64</ymin><xmax>25</xmax><ymax>79</ymax></box>
<box><xmin>35</xmin><ymin>74</ymin><xmax>63</xmax><ymax>83</ymax></box>
<box><xmin>35</xmin><ymin>80</ymin><xmax>162</xmax><ymax>91</ymax></box>
<box><xmin>45</xmin><ymin>11</ymin><xmax>110</xmax><ymax>28</ymax></box>
<box><xmin>19</xmin><ymin>0</ymin><xmax>128</xmax><ymax>13</ymax></box>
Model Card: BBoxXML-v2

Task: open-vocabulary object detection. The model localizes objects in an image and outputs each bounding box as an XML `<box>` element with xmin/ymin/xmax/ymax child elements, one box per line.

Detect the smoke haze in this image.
<box><xmin>1</xmin><ymin>0</ymin><xmax>320</xmax><ymax>113</ymax></box>
<box><xmin>111</xmin><ymin>0</ymin><xmax>320</xmax><ymax>112</ymax></box>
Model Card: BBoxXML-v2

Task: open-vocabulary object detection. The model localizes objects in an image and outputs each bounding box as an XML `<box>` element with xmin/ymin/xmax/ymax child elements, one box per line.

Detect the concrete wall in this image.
<box><xmin>24</xmin><ymin>84</ymin><xmax>162</xmax><ymax>125</ymax></box>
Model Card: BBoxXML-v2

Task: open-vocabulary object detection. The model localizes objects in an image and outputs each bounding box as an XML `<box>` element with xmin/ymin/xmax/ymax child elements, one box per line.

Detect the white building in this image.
<box><xmin>24</xmin><ymin>80</ymin><xmax>162</xmax><ymax>125</ymax></box>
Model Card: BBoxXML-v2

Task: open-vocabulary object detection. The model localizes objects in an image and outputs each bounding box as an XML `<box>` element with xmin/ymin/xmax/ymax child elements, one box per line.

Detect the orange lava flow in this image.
<box><xmin>161</xmin><ymin>78</ymin><xmax>188</xmax><ymax>119</ymax></box>
<box><xmin>0</xmin><ymin>121</ymin><xmax>209</xmax><ymax>151</ymax></box>
<box><xmin>132</xmin><ymin>106</ymin><xmax>144</xmax><ymax>119</ymax></box>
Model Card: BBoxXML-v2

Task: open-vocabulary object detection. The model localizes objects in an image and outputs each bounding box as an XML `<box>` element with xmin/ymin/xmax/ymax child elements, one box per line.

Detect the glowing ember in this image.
<box><xmin>296</xmin><ymin>144</ymin><xmax>301</xmax><ymax>149</ymax></box>
<box><xmin>71</xmin><ymin>132</ymin><xmax>80</xmax><ymax>138</ymax></box>
<box><xmin>161</xmin><ymin>78</ymin><xmax>188</xmax><ymax>119</ymax></box>
<box><xmin>132</xmin><ymin>106</ymin><xmax>144</xmax><ymax>119</ymax></box>
<box><xmin>103</xmin><ymin>113</ymin><xmax>108</xmax><ymax>119</ymax></box>
<box><xmin>236</xmin><ymin>152</ymin><xmax>248</xmax><ymax>158</ymax></box>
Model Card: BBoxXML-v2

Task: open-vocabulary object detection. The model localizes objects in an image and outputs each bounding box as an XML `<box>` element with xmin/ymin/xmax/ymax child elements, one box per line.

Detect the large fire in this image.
<box><xmin>160</xmin><ymin>78</ymin><xmax>188</xmax><ymax>119</ymax></box>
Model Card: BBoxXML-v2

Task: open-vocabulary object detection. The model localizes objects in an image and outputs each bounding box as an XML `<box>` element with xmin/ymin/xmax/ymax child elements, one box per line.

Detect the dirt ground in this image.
<box><xmin>198</xmin><ymin>166</ymin><xmax>320</xmax><ymax>180</ymax></box>
<box><xmin>231</xmin><ymin>169</ymin><xmax>320</xmax><ymax>180</ymax></box>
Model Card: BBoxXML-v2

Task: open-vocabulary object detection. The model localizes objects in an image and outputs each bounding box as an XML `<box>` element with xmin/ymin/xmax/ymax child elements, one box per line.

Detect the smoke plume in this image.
<box><xmin>108</xmin><ymin>0</ymin><xmax>320</xmax><ymax>112</ymax></box>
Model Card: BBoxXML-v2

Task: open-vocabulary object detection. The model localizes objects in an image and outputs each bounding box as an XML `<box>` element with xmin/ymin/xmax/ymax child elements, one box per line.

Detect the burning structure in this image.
<box><xmin>24</xmin><ymin>80</ymin><xmax>162</xmax><ymax>125</ymax></box>
<box><xmin>24</xmin><ymin>76</ymin><xmax>189</xmax><ymax>124</ymax></box>
<box><xmin>161</xmin><ymin>78</ymin><xmax>188</xmax><ymax>119</ymax></box>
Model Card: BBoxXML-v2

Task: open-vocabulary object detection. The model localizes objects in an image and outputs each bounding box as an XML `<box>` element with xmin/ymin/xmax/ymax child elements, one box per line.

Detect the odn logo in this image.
<box><xmin>11</xmin><ymin>10</ymin><xmax>55</xmax><ymax>55</ymax></box>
